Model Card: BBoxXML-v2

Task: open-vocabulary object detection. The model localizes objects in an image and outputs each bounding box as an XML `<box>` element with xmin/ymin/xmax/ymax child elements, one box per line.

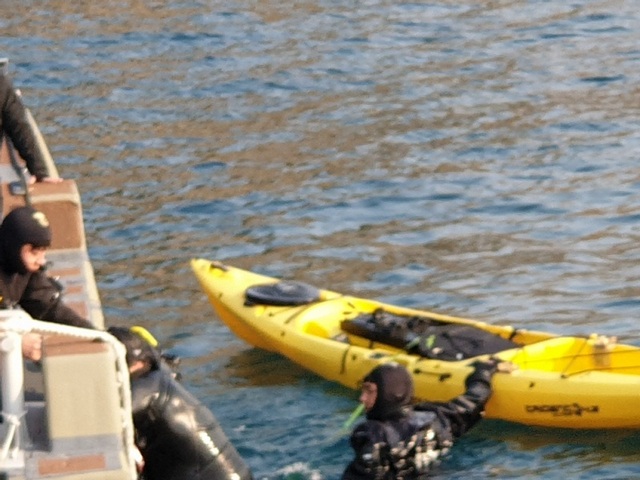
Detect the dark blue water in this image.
<box><xmin>4</xmin><ymin>1</ymin><xmax>640</xmax><ymax>478</ymax></box>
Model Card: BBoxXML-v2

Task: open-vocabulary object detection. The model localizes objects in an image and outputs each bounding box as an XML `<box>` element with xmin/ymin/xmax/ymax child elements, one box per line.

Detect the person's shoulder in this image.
<box><xmin>411</xmin><ymin>409</ymin><xmax>437</xmax><ymax>429</ymax></box>
<box><xmin>352</xmin><ymin>418</ymin><xmax>380</xmax><ymax>435</ymax></box>
<box><xmin>27</xmin><ymin>267</ymin><xmax>54</xmax><ymax>284</ymax></box>
<box><xmin>131</xmin><ymin>368</ymin><xmax>166</xmax><ymax>397</ymax></box>
<box><xmin>136</xmin><ymin>367</ymin><xmax>167</xmax><ymax>385</ymax></box>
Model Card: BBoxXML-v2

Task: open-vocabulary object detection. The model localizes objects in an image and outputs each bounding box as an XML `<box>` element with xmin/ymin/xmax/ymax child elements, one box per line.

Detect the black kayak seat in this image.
<box><xmin>245</xmin><ymin>281</ymin><xmax>321</xmax><ymax>306</ymax></box>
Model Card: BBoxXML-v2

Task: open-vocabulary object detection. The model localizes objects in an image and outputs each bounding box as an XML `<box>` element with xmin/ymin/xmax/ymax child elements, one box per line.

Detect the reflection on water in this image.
<box><xmin>4</xmin><ymin>0</ymin><xmax>640</xmax><ymax>478</ymax></box>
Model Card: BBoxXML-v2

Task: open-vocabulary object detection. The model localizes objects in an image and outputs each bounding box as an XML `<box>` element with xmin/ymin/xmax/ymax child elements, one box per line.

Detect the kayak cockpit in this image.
<box><xmin>499</xmin><ymin>334</ymin><xmax>640</xmax><ymax>377</ymax></box>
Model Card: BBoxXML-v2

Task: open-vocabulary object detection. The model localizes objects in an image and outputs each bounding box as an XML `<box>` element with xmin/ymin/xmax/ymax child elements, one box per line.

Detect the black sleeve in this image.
<box><xmin>0</xmin><ymin>74</ymin><xmax>48</xmax><ymax>179</ymax></box>
<box><xmin>342</xmin><ymin>422</ymin><xmax>380</xmax><ymax>480</ymax></box>
<box><xmin>45</xmin><ymin>301</ymin><xmax>95</xmax><ymax>329</ymax></box>
<box><xmin>414</xmin><ymin>361</ymin><xmax>496</xmax><ymax>439</ymax></box>
<box><xmin>19</xmin><ymin>270</ymin><xmax>94</xmax><ymax>329</ymax></box>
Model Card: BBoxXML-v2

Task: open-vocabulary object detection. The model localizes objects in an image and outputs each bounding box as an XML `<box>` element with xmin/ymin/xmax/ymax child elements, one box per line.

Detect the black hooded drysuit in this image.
<box><xmin>107</xmin><ymin>326</ymin><xmax>254</xmax><ymax>480</ymax></box>
<box><xmin>0</xmin><ymin>206</ymin><xmax>93</xmax><ymax>328</ymax></box>
<box><xmin>342</xmin><ymin>361</ymin><xmax>496</xmax><ymax>479</ymax></box>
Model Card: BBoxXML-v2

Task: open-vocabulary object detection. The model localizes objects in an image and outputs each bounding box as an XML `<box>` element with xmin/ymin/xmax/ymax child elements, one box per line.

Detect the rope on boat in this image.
<box><xmin>559</xmin><ymin>336</ymin><xmax>590</xmax><ymax>377</ymax></box>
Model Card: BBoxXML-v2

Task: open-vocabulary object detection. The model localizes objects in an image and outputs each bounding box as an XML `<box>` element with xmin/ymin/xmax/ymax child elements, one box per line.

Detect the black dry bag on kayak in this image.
<box><xmin>409</xmin><ymin>323</ymin><xmax>519</xmax><ymax>360</ymax></box>
<box><xmin>341</xmin><ymin>309</ymin><xmax>519</xmax><ymax>360</ymax></box>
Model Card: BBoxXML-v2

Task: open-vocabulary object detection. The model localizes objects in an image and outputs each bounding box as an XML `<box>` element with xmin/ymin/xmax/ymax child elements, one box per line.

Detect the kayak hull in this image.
<box><xmin>191</xmin><ymin>258</ymin><xmax>640</xmax><ymax>430</ymax></box>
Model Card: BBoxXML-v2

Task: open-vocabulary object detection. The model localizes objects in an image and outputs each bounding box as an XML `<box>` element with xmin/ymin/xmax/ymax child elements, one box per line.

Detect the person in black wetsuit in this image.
<box><xmin>0</xmin><ymin>206</ymin><xmax>92</xmax><ymax>328</ymax></box>
<box><xmin>342</xmin><ymin>361</ymin><xmax>499</xmax><ymax>479</ymax></box>
<box><xmin>0</xmin><ymin>206</ymin><xmax>94</xmax><ymax>360</ymax></box>
<box><xmin>0</xmin><ymin>70</ymin><xmax>62</xmax><ymax>183</ymax></box>
<box><xmin>107</xmin><ymin>326</ymin><xmax>254</xmax><ymax>480</ymax></box>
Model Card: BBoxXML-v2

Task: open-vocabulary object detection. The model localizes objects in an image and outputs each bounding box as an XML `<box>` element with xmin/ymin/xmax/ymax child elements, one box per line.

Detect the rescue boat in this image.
<box><xmin>0</xmin><ymin>59</ymin><xmax>139</xmax><ymax>478</ymax></box>
<box><xmin>0</xmin><ymin>60</ymin><xmax>249</xmax><ymax>479</ymax></box>
<box><xmin>191</xmin><ymin>257</ymin><xmax>640</xmax><ymax>430</ymax></box>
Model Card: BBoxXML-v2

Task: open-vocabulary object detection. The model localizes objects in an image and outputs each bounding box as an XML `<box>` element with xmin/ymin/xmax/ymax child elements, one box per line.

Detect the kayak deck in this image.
<box><xmin>192</xmin><ymin>258</ymin><xmax>640</xmax><ymax>429</ymax></box>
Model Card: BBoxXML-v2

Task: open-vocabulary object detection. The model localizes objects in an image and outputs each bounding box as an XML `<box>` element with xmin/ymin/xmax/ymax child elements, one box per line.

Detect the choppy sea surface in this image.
<box><xmin>4</xmin><ymin>1</ymin><xmax>640</xmax><ymax>478</ymax></box>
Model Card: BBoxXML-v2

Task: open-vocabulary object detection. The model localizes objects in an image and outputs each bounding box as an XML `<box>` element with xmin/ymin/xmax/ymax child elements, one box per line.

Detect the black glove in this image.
<box><xmin>465</xmin><ymin>358</ymin><xmax>499</xmax><ymax>388</ymax></box>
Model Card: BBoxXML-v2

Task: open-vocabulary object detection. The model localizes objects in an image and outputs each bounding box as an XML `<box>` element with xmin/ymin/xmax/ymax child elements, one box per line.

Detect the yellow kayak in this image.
<box><xmin>191</xmin><ymin>258</ymin><xmax>640</xmax><ymax>430</ymax></box>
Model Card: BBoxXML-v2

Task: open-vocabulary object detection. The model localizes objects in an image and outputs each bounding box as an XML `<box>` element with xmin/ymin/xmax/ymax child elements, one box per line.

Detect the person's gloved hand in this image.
<box><xmin>466</xmin><ymin>357</ymin><xmax>517</xmax><ymax>386</ymax></box>
<box><xmin>465</xmin><ymin>358</ymin><xmax>499</xmax><ymax>387</ymax></box>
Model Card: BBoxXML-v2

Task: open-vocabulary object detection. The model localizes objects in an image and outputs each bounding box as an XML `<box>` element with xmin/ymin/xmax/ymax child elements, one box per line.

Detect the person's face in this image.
<box><xmin>20</xmin><ymin>244</ymin><xmax>47</xmax><ymax>272</ymax></box>
<box><xmin>128</xmin><ymin>359</ymin><xmax>151</xmax><ymax>379</ymax></box>
<box><xmin>359</xmin><ymin>381</ymin><xmax>377</xmax><ymax>411</ymax></box>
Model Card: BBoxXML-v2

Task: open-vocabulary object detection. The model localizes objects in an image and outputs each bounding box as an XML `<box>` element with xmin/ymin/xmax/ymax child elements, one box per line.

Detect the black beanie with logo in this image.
<box><xmin>0</xmin><ymin>206</ymin><xmax>52</xmax><ymax>273</ymax></box>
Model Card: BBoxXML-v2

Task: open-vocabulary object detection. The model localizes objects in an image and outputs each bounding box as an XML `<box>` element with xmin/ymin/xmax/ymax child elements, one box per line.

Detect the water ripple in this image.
<box><xmin>4</xmin><ymin>0</ymin><xmax>640</xmax><ymax>477</ymax></box>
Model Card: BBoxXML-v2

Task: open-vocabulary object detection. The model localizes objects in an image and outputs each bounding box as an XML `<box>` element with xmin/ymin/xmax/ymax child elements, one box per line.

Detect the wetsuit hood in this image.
<box><xmin>364</xmin><ymin>363</ymin><xmax>414</xmax><ymax>421</ymax></box>
<box><xmin>108</xmin><ymin>326</ymin><xmax>162</xmax><ymax>371</ymax></box>
<box><xmin>0</xmin><ymin>207</ymin><xmax>52</xmax><ymax>274</ymax></box>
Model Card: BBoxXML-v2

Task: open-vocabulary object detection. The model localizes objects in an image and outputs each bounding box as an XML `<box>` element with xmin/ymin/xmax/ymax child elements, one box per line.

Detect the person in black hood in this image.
<box><xmin>107</xmin><ymin>326</ymin><xmax>254</xmax><ymax>480</ymax></box>
<box><xmin>342</xmin><ymin>360</ymin><xmax>500</xmax><ymax>479</ymax></box>
<box><xmin>361</xmin><ymin>363</ymin><xmax>415</xmax><ymax>421</ymax></box>
<box><xmin>0</xmin><ymin>206</ymin><xmax>94</xmax><ymax>359</ymax></box>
